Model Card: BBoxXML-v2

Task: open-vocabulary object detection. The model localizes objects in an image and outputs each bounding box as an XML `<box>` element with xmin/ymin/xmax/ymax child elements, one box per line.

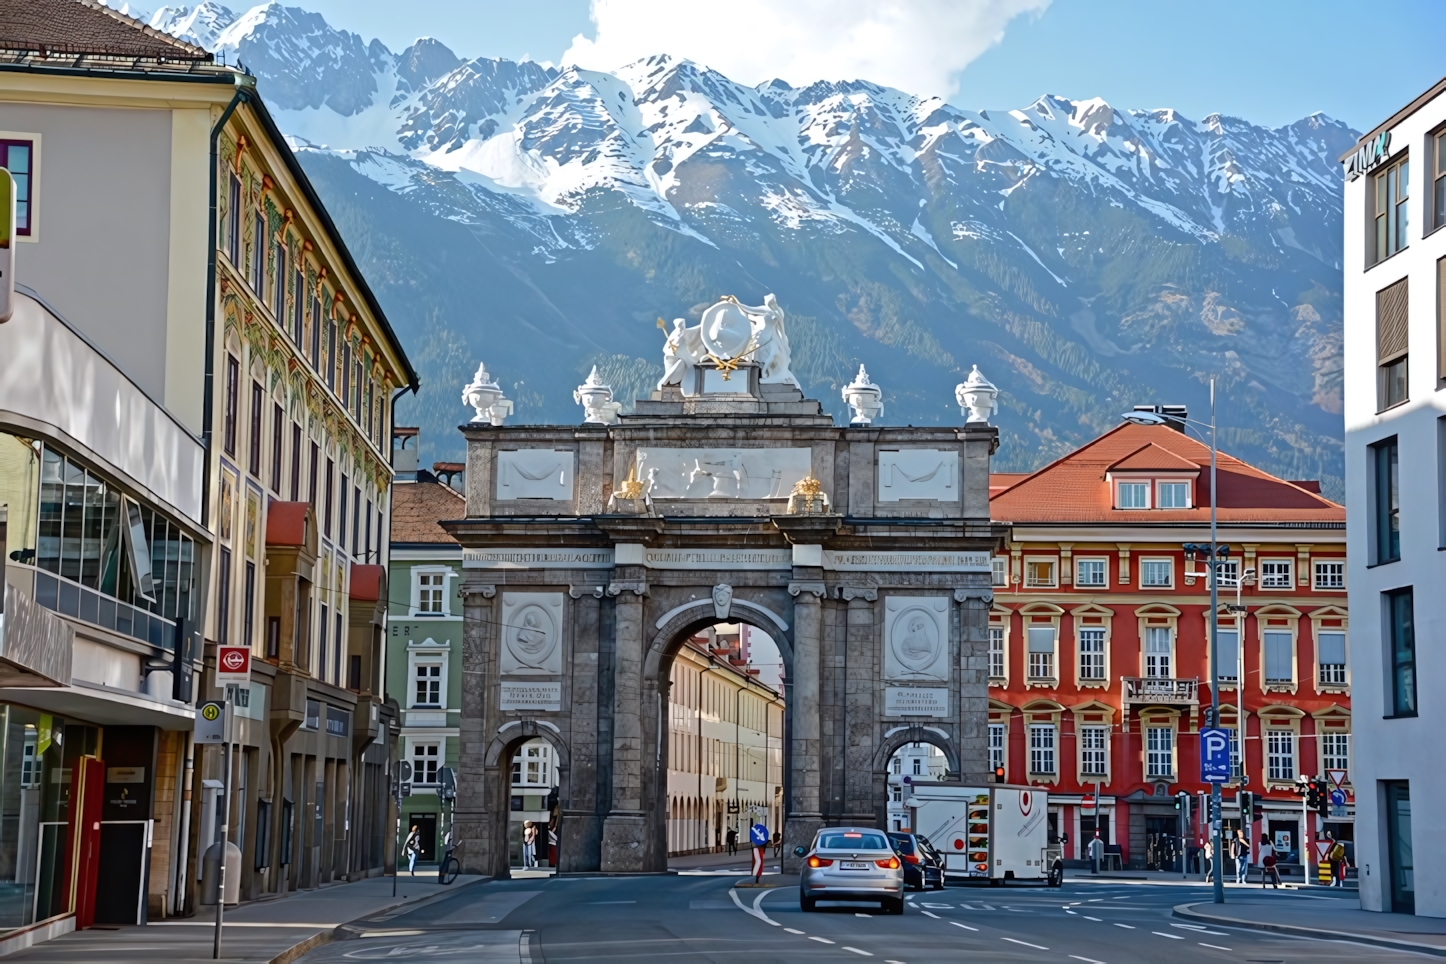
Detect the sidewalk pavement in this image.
<box><xmin>1176</xmin><ymin>895</ymin><xmax>1446</xmax><ymax>958</ymax></box>
<box><xmin>6</xmin><ymin>872</ymin><xmax>481</xmax><ymax>964</ymax></box>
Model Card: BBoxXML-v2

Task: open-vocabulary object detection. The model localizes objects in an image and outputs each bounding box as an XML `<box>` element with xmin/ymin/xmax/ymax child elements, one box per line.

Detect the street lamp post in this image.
<box><xmin>1122</xmin><ymin>379</ymin><xmax>1227</xmax><ymax>905</ymax></box>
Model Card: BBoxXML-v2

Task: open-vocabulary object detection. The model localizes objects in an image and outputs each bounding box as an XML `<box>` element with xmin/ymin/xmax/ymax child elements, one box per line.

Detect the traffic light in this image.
<box><xmin>1314</xmin><ymin>779</ymin><xmax>1331</xmax><ymax>821</ymax></box>
<box><xmin>994</xmin><ymin>766</ymin><xmax>1005</xmax><ymax>784</ymax></box>
<box><xmin>1238</xmin><ymin>790</ymin><xmax>1253</xmax><ymax>822</ymax></box>
<box><xmin>1174</xmin><ymin>791</ymin><xmax>1189</xmax><ymax>812</ymax></box>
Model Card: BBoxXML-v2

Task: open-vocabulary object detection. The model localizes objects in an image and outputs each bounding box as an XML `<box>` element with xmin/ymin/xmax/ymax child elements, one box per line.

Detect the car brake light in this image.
<box><xmin>875</xmin><ymin>856</ymin><xmax>901</xmax><ymax>870</ymax></box>
<box><xmin>975</xmin><ymin>862</ymin><xmax>989</xmax><ymax>871</ymax></box>
<box><xmin>807</xmin><ymin>856</ymin><xmax>833</xmax><ymax>868</ymax></box>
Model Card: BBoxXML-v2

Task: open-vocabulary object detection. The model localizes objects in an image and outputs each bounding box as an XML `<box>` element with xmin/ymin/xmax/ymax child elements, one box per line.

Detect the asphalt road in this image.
<box><xmin>298</xmin><ymin>871</ymin><xmax>1397</xmax><ymax>964</ymax></box>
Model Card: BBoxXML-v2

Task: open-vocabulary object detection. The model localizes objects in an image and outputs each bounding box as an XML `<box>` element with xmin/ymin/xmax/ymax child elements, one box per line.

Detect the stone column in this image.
<box><xmin>842</xmin><ymin>586</ymin><xmax>877</xmax><ymax>821</ymax></box>
<box><xmin>601</xmin><ymin>578</ymin><xmax>647</xmax><ymax>871</ymax></box>
<box><xmin>954</xmin><ymin>587</ymin><xmax>992</xmax><ymax>783</ymax></box>
<box><xmin>456</xmin><ymin>584</ymin><xmax>496</xmax><ymax>875</ymax></box>
<box><xmin>783</xmin><ymin>581</ymin><xmax>825</xmax><ymax>871</ymax></box>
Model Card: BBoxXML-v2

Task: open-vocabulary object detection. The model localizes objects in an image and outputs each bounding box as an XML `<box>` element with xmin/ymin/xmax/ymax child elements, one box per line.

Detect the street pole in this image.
<box><xmin>1209</xmin><ymin>378</ymin><xmax>1225</xmax><ymax>906</ymax></box>
<box><xmin>213</xmin><ymin>692</ymin><xmax>232</xmax><ymax>959</ymax></box>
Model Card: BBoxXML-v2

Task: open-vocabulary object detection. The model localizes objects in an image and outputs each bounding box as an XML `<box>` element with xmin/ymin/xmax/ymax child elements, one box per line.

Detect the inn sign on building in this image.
<box><xmin>443</xmin><ymin>296</ymin><xmax>1007</xmax><ymax>875</ymax></box>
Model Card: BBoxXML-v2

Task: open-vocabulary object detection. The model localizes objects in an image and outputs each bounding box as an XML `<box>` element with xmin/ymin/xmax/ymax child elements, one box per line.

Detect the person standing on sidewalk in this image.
<box><xmin>1203</xmin><ymin>838</ymin><xmax>1215</xmax><ymax>883</ymax></box>
<box><xmin>1258</xmin><ymin>838</ymin><xmax>1281</xmax><ymax>888</ymax></box>
<box><xmin>1232</xmin><ymin>829</ymin><xmax>1249</xmax><ymax>884</ymax></box>
<box><xmin>726</xmin><ymin>826</ymin><xmax>738</xmax><ymax>856</ymax></box>
<box><xmin>523</xmin><ymin>820</ymin><xmax>538</xmax><ymax>868</ymax></box>
<box><xmin>403</xmin><ymin>824</ymin><xmax>422</xmax><ymax>875</ymax></box>
<box><xmin>1088</xmin><ymin>832</ymin><xmax>1104</xmax><ymax>875</ymax></box>
<box><xmin>1328</xmin><ymin>837</ymin><xmax>1348</xmax><ymax>887</ymax></box>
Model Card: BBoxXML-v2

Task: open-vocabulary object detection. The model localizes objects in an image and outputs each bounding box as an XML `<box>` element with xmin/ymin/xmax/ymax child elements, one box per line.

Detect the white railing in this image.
<box><xmin>1122</xmin><ymin>677</ymin><xmax>1199</xmax><ymax>704</ymax></box>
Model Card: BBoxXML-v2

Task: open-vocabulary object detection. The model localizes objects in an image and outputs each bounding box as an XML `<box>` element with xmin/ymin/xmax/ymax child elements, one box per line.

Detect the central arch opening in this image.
<box><xmin>660</xmin><ymin>621</ymin><xmax>787</xmax><ymax>873</ymax></box>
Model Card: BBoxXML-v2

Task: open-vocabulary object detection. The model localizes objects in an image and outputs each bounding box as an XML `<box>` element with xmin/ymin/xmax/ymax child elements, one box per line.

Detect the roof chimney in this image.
<box><xmin>1131</xmin><ymin>404</ymin><xmax>1188</xmax><ymax>431</ymax></box>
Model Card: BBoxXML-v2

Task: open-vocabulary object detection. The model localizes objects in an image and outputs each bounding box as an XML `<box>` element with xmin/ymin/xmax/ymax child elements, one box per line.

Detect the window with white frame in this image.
<box><xmin>1027</xmin><ymin>625</ymin><xmax>1056</xmax><ymax>679</ymax></box>
<box><xmin>1029</xmin><ymin>724</ymin><xmax>1056</xmax><ymax>774</ymax></box>
<box><xmin>1117</xmin><ymin>481</ymin><xmax>1149</xmax><ymax>508</ymax></box>
<box><xmin>1144</xmin><ymin>626</ymin><xmax>1172</xmax><ymax>678</ymax></box>
<box><xmin>989</xmin><ymin>723</ymin><xmax>1005</xmax><ymax>773</ymax></box>
<box><xmin>1145</xmin><ymin>725</ymin><xmax>1173</xmax><ymax>777</ymax></box>
<box><xmin>1317</xmin><ymin>631</ymin><xmax>1347</xmax><ymax>685</ymax></box>
<box><xmin>1260</xmin><ymin>559</ymin><xmax>1294</xmax><ymax>589</ymax></box>
<box><xmin>413</xmin><ymin>662</ymin><xmax>443</xmax><ymax>707</ymax></box>
<box><xmin>992</xmin><ymin>556</ymin><xmax>1008</xmax><ymax>587</ymax></box>
<box><xmin>513</xmin><ymin>743</ymin><xmax>551</xmax><ymax>787</ymax></box>
<box><xmin>1264</xmin><ymin>630</ymin><xmax>1294</xmax><ymax>684</ymax></box>
<box><xmin>1266</xmin><ymin>728</ymin><xmax>1295</xmax><ymax>781</ymax></box>
<box><xmin>1321</xmin><ymin>731</ymin><xmax>1350</xmax><ymax>773</ymax></box>
<box><xmin>1024</xmin><ymin>559</ymin><xmax>1057</xmax><ymax>588</ymax></box>
<box><xmin>1078</xmin><ymin>627</ymin><xmax>1106</xmax><ymax>680</ymax></box>
<box><xmin>412</xmin><ymin>740</ymin><xmax>440</xmax><ymax>785</ymax></box>
<box><xmin>989</xmin><ymin>626</ymin><xmax>1005</xmax><ymax>679</ymax></box>
<box><xmin>1214</xmin><ymin>560</ymin><xmax>1239</xmax><ymax>588</ymax></box>
<box><xmin>1313</xmin><ymin>560</ymin><xmax>1345</xmax><ymax>590</ymax></box>
<box><xmin>413</xmin><ymin>569</ymin><xmax>449</xmax><ymax>615</ymax></box>
<box><xmin>1226</xmin><ymin>727</ymin><xmax>1243</xmax><ymax>778</ymax></box>
<box><xmin>1156</xmin><ymin>481</ymin><xmax>1189</xmax><ymax>508</ymax></box>
<box><xmin>1076</xmin><ymin>558</ymin><xmax>1106</xmax><ymax>588</ymax></box>
<box><xmin>891</xmin><ymin>785</ymin><xmax>902</xmax><ymax>802</ymax></box>
<box><xmin>1139</xmin><ymin>559</ymin><xmax>1173</xmax><ymax>588</ymax></box>
<box><xmin>1080</xmin><ymin>725</ymin><xmax>1108</xmax><ymax>776</ymax></box>
<box><xmin>1216</xmin><ymin>628</ymin><xmax>1239</xmax><ymax>682</ymax></box>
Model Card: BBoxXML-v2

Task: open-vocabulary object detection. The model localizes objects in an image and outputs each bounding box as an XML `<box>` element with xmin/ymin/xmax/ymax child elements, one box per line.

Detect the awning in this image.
<box><xmin>3</xmin><ymin>679</ymin><xmax>194</xmax><ymax>729</ymax></box>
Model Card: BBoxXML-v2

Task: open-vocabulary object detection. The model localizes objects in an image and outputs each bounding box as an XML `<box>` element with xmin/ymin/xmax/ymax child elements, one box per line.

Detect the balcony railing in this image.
<box><xmin>1123</xmin><ymin>676</ymin><xmax>1199</xmax><ymax>704</ymax></box>
<box><xmin>10</xmin><ymin>562</ymin><xmax>176</xmax><ymax>650</ymax></box>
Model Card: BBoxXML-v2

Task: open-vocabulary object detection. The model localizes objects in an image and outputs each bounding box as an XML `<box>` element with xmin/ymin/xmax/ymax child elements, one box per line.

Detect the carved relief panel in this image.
<box><xmin>877</xmin><ymin>449</ymin><xmax>959</xmax><ymax>502</ymax></box>
<box><xmin>497</xmin><ymin>449</ymin><xmax>574</xmax><ymax>500</ymax></box>
<box><xmin>883</xmin><ymin>595</ymin><xmax>950</xmax><ymax>682</ymax></box>
<box><xmin>499</xmin><ymin>591</ymin><xmax>564</xmax><ymax>675</ymax></box>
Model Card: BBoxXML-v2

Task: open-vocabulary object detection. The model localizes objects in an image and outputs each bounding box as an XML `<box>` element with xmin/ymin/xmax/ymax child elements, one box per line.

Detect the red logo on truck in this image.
<box><xmin>1019</xmin><ymin>790</ymin><xmax>1033</xmax><ymax>817</ymax></box>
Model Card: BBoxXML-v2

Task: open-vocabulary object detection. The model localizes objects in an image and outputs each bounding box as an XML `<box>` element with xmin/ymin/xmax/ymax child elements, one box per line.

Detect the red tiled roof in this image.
<box><xmin>0</xmin><ymin>0</ymin><xmax>211</xmax><ymax>60</ymax></box>
<box><xmin>349</xmin><ymin>564</ymin><xmax>385</xmax><ymax>602</ymax></box>
<box><xmin>265</xmin><ymin>502</ymin><xmax>312</xmax><ymax>547</ymax></box>
<box><xmin>989</xmin><ymin>472</ymin><xmax>1031</xmax><ymax>495</ymax></box>
<box><xmin>1108</xmin><ymin>443</ymin><xmax>1200</xmax><ymax>473</ymax></box>
<box><xmin>391</xmin><ymin>480</ymin><xmax>464</xmax><ymax>544</ymax></box>
<box><xmin>990</xmin><ymin>423</ymin><xmax>1343</xmax><ymax>524</ymax></box>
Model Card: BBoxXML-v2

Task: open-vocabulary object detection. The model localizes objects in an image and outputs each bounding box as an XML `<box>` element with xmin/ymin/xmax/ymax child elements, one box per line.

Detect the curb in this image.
<box><xmin>266</xmin><ymin>898</ymin><xmax>413</xmax><ymax>964</ymax></box>
<box><xmin>1173</xmin><ymin>902</ymin><xmax>1446</xmax><ymax>958</ymax></box>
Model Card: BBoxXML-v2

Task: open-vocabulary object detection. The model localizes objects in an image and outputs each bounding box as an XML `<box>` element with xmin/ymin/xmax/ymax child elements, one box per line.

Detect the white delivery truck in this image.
<box><xmin>907</xmin><ymin>783</ymin><xmax>1062</xmax><ymax>886</ymax></box>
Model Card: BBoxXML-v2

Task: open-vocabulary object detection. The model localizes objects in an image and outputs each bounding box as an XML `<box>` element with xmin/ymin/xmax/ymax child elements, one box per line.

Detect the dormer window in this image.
<box><xmin>1117</xmin><ymin>482</ymin><xmax>1149</xmax><ymax>508</ymax></box>
<box><xmin>1156</xmin><ymin>481</ymin><xmax>1190</xmax><ymax>508</ymax></box>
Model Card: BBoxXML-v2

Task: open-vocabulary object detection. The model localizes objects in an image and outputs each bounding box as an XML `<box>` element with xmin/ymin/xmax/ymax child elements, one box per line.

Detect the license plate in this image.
<box><xmin>841</xmin><ymin>861</ymin><xmax>870</xmax><ymax>870</ymax></box>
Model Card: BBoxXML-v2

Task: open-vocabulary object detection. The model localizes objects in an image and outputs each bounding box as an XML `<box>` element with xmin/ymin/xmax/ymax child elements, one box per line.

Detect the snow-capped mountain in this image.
<box><xmin>139</xmin><ymin>2</ymin><xmax>1356</xmax><ymax>492</ymax></box>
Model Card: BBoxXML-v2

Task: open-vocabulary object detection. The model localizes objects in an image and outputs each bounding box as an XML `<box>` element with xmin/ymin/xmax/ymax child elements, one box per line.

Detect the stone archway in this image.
<box><xmin>477</xmin><ymin>720</ymin><xmax>572</xmax><ymax>878</ymax></box>
<box><xmin>444</xmin><ymin>353</ymin><xmax>1006</xmax><ymax>878</ymax></box>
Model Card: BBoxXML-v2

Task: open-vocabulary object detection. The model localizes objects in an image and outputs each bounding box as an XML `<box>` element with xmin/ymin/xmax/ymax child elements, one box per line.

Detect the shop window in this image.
<box><xmin>1372</xmin><ymin>153</ymin><xmax>1409</xmax><ymax>262</ymax></box>
<box><xmin>1028</xmin><ymin>724</ymin><xmax>1056</xmax><ymax>775</ymax></box>
<box><xmin>1377</xmin><ymin>278</ymin><xmax>1409</xmax><ymax>410</ymax></box>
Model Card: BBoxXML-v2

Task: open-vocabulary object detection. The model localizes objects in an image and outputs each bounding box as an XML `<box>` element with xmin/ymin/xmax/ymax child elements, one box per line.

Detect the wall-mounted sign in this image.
<box><xmin>1344</xmin><ymin>130</ymin><xmax>1391</xmax><ymax>181</ymax></box>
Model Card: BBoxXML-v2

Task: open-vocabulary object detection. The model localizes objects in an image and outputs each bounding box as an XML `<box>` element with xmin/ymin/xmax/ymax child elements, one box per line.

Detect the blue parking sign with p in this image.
<box><xmin>1199</xmin><ymin>727</ymin><xmax>1231</xmax><ymax>783</ymax></box>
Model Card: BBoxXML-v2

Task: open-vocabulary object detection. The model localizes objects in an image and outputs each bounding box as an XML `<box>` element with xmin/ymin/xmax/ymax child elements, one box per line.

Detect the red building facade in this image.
<box><xmin>989</xmin><ymin>420</ymin><xmax>1349</xmax><ymax>872</ymax></box>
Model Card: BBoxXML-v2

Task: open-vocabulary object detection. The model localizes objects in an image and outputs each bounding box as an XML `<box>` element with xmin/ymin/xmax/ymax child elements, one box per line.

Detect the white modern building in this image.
<box><xmin>1343</xmin><ymin>75</ymin><xmax>1446</xmax><ymax>917</ymax></box>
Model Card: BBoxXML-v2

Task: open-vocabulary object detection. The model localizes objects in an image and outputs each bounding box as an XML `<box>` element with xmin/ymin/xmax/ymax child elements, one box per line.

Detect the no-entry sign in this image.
<box><xmin>216</xmin><ymin>645</ymin><xmax>251</xmax><ymax>683</ymax></box>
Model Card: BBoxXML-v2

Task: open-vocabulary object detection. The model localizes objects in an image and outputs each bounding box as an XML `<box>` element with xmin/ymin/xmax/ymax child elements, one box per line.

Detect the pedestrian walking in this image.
<box><xmin>1203</xmin><ymin>838</ymin><xmax>1214</xmax><ymax>883</ymax></box>
<box><xmin>1258</xmin><ymin>838</ymin><xmax>1281</xmax><ymax>888</ymax></box>
<box><xmin>773</xmin><ymin>828</ymin><xmax>783</xmax><ymax>860</ymax></box>
<box><xmin>1088</xmin><ymin>833</ymin><xmax>1104</xmax><ymax>875</ymax></box>
<box><xmin>725</xmin><ymin>826</ymin><xmax>738</xmax><ymax>856</ymax></box>
<box><xmin>523</xmin><ymin>820</ymin><xmax>538</xmax><ymax>868</ymax></box>
<box><xmin>403</xmin><ymin>824</ymin><xmax>422</xmax><ymax>875</ymax></box>
<box><xmin>1328</xmin><ymin>837</ymin><xmax>1348</xmax><ymax>887</ymax></box>
<box><xmin>1232</xmin><ymin>829</ymin><xmax>1249</xmax><ymax>884</ymax></box>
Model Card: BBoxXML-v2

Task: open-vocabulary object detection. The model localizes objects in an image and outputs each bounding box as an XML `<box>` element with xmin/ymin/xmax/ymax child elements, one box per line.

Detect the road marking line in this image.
<box><xmin>1065</xmin><ymin>909</ymin><xmax>1077</xmax><ymax>914</ymax></box>
<box><xmin>784</xmin><ymin>928</ymin><xmax>805</xmax><ymax>935</ymax></box>
<box><xmin>843</xmin><ymin>948</ymin><xmax>872</xmax><ymax>956</ymax></box>
<box><xmin>1001</xmin><ymin>938</ymin><xmax>1049</xmax><ymax>950</ymax></box>
<box><xmin>1088</xmin><ymin>898</ymin><xmax>1104</xmax><ymax>902</ymax></box>
<box><xmin>922</xmin><ymin>911</ymin><xmax>941</xmax><ymax>919</ymax></box>
<box><xmin>1153</xmin><ymin>931</ymin><xmax>1185</xmax><ymax>939</ymax></box>
<box><xmin>809</xmin><ymin>936</ymin><xmax>835</xmax><ymax>944</ymax></box>
<box><xmin>728</xmin><ymin>886</ymin><xmax>780</xmax><ymax>926</ymax></box>
<box><xmin>920</xmin><ymin>903</ymin><xmax>951</xmax><ymax>909</ymax></box>
<box><xmin>950</xmin><ymin>921</ymin><xmax>978</xmax><ymax>931</ymax></box>
<box><xmin>1112</xmin><ymin>922</ymin><xmax>1135</xmax><ymax>929</ymax></box>
<box><xmin>1084</xmin><ymin>916</ymin><xmax>1103</xmax><ymax>921</ymax></box>
<box><xmin>1069</xmin><ymin>957</ymin><xmax>1106</xmax><ymax>964</ymax></box>
<box><xmin>1199</xmin><ymin>943</ymin><xmax>1232</xmax><ymax>951</ymax></box>
<box><xmin>855</xmin><ymin>913</ymin><xmax>873</xmax><ymax>918</ymax></box>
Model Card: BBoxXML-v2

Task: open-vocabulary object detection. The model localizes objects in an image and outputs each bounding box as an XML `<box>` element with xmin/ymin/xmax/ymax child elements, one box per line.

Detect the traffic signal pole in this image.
<box><xmin>1208</xmin><ymin>380</ymin><xmax>1225</xmax><ymax>905</ymax></box>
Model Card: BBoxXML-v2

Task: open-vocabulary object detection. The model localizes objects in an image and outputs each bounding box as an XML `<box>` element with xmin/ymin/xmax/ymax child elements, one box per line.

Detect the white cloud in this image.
<box><xmin>562</xmin><ymin>0</ymin><xmax>1049</xmax><ymax>97</ymax></box>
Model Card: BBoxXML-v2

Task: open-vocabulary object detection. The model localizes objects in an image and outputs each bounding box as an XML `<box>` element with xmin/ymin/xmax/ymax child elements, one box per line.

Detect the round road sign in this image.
<box><xmin>201</xmin><ymin>702</ymin><xmax>221</xmax><ymax>721</ymax></box>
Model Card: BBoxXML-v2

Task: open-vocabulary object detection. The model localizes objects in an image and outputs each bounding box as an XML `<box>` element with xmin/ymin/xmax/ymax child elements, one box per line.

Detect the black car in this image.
<box><xmin>888</xmin><ymin>832</ymin><xmax>944</xmax><ymax>891</ymax></box>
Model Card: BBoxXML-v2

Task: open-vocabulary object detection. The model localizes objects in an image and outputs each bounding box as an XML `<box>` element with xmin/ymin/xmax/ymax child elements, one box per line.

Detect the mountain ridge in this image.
<box><xmin>128</xmin><ymin>2</ymin><xmax>1353</xmax><ymax>497</ymax></box>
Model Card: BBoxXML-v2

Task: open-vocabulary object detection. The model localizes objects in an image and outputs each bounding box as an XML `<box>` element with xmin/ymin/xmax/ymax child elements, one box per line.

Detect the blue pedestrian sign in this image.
<box><xmin>1199</xmin><ymin>727</ymin><xmax>1232</xmax><ymax>783</ymax></box>
<box><xmin>749</xmin><ymin>823</ymin><xmax>769</xmax><ymax>848</ymax></box>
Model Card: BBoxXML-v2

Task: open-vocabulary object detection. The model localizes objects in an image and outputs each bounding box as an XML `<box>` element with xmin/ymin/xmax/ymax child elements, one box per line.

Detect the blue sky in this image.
<box><xmin>302</xmin><ymin>0</ymin><xmax>1444</xmax><ymax>131</ymax></box>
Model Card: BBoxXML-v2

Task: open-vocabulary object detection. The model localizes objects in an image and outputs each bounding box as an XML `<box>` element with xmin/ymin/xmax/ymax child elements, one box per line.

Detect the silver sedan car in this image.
<box><xmin>798</xmin><ymin>828</ymin><xmax>905</xmax><ymax>913</ymax></box>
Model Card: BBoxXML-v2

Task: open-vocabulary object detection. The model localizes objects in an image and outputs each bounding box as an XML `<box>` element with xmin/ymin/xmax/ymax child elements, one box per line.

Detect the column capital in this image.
<box><xmin>840</xmin><ymin>586</ymin><xmax>877</xmax><ymax>602</ymax></box>
<box><xmin>463</xmin><ymin>585</ymin><xmax>497</xmax><ymax>599</ymax></box>
<box><xmin>788</xmin><ymin>581</ymin><xmax>826</xmax><ymax>598</ymax></box>
<box><xmin>607</xmin><ymin>580</ymin><xmax>648</xmax><ymax>597</ymax></box>
<box><xmin>953</xmin><ymin>588</ymin><xmax>993</xmax><ymax>605</ymax></box>
<box><xmin>569</xmin><ymin>584</ymin><xmax>605</xmax><ymax>599</ymax></box>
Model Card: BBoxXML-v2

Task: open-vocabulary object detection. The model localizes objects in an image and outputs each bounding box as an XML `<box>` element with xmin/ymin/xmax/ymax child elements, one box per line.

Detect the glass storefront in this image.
<box><xmin>0</xmin><ymin>705</ymin><xmax>99</xmax><ymax>933</ymax></box>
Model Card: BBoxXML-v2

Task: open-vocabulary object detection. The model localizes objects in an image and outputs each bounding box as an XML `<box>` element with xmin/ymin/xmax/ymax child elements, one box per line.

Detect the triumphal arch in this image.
<box><xmin>445</xmin><ymin>295</ymin><xmax>1006</xmax><ymax>875</ymax></box>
